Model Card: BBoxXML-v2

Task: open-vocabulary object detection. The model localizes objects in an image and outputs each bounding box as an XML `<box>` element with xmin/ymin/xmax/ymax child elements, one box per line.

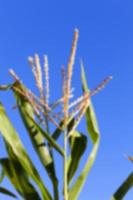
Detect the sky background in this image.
<box><xmin>0</xmin><ymin>0</ymin><xmax>133</xmax><ymax>199</ymax></box>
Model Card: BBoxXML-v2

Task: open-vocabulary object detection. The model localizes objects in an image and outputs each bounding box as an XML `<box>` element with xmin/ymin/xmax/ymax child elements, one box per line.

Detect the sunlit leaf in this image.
<box><xmin>12</xmin><ymin>82</ymin><xmax>59</xmax><ymax>199</ymax></box>
<box><xmin>0</xmin><ymin>102</ymin><xmax>52</xmax><ymax>200</ymax></box>
<box><xmin>26</xmin><ymin>112</ymin><xmax>64</xmax><ymax>157</ymax></box>
<box><xmin>0</xmin><ymin>156</ymin><xmax>41</xmax><ymax>200</ymax></box>
<box><xmin>68</xmin><ymin>62</ymin><xmax>100</xmax><ymax>200</ymax></box>
<box><xmin>12</xmin><ymin>82</ymin><xmax>64</xmax><ymax>157</ymax></box>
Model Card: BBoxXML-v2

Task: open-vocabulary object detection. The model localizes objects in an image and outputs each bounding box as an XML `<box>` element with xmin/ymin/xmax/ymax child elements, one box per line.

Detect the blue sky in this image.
<box><xmin>0</xmin><ymin>0</ymin><xmax>133</xmax><ymax>199</ymax></box>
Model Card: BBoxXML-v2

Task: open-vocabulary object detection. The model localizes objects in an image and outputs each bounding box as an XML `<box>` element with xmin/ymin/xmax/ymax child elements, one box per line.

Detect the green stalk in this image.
<box><xmin>64</xmin><ymin>128</ymin><xmax>68</xmax><ymax>200</ymax></box>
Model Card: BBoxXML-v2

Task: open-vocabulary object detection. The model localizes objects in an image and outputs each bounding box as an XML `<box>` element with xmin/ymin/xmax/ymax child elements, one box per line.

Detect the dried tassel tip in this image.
<box><xmin>43</xmin><ymin>55</ymin><xmax>49</xmax><ymax>104</ymax></box>
<box><xmin>0</xmin><ymin>85</ymin><xmax>11</xmax><ymax>90</ymax></box>
<box><xmin>66</xmin><ymin>29</ymin><xmax>79</xmax><ymax>97</ymax></box>
<box><xmin>61</xmin><ymin>65</ymin><xmax>67</xmax><ymax>99</ymax></box>
<box><xmin>28</xmin><ymin>56</ymin><xmax>37</xmax><ymax>79</ymax></box>
<box><xmin>63</xmin><ymin>29</ymin><xmax>79</xmax><ymax>126</ymax></box>
<box><xmin>68</xmin><ymin>100</ymin><xmax>85</xmax><ymax>120</ymax></box>
<box><xmin>68</xmin><ymin>91</ymin><xmax>89</xmax><ymax>110</ymax></box>
<box><xmin>90</xmin><ymin>76</ymin><xmax>113</xmax><ymax>97</ymax></box>
<box><xmin>28</xmin><ymin>56</ymin><xmax>34</xmax><ymax>65</ymax></box>
<box><xmin>9</xmin><ymin>69</ymin><xmax>21</xmax><ymax>82</ymax></box>
<box><xmin>34</xmin><ymin>54</ymin><xmax>43</xmax><ymax>98</ymax></box>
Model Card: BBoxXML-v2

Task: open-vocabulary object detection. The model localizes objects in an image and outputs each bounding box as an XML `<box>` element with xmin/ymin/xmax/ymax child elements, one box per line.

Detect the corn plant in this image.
<box><xmin>0</xmin><ymin>29</ymin><xmax>132</xmax><ymax>200</ymax></box>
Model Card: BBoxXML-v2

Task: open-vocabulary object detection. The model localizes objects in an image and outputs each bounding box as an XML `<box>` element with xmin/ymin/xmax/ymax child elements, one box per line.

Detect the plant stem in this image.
<box><xmin>64</xmin><ymin>128</ymin><xmax>68</xmax><ymax>200</ymax></box>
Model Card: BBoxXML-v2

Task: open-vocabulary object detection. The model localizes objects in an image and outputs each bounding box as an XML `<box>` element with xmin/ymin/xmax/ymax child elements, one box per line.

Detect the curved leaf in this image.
<box><xmin>67</xmin><ymin>131</ymin><xmax>87</xmax><ymax>184</ymax></box>
<box><xmin>12</xmin><ymin>82</ymin><xmax>59</xmax><ymax>199</ymax></box>
<box><xmin>12</xmin><ymin>81</ymin><xmax>64</xmax><ymax>157</ymax></box>
<box><xmin>68</xmin><ymin>62</ymin><xmax>100</xmax><ymax>200</ymax></box>
<box><xmin>110</xmin><ymin>172</ymin><xmax>133</xmax><ymax>200</ymax></box>
<box><xmin>26</xmin><ymin>112</ymin><xmax>64</xmax><ymax>157</ymax></box>
<box><xmin>0</xmin><ymin>186</ymin><xmax>17</xmax><ymax>198</ymax></box>
<box><xmin>0</xmin><ymin>102</ymin><xmax>52</xmax><ymax>200</ymax></box>
<box><xmin>0</xmin><ymin>157</ymin><xmax>41</xmax><ymax>200</ymax></box>
<box><xmin>52</xmin><ymin>117</ymin><xmax>75</xmax><ymax>140</ymax></box>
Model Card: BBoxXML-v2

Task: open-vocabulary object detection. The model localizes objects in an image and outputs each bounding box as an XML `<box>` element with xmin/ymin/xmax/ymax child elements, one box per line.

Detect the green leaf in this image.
<box><xmin>0</xmin><ymin>168</ymin><xmax>5</xmax><ymax>183</ymax></box>
<box><xmin>12</xmin><ymin>81</ymin><xmax>64</xmax><ymax>157</ymax></box>
<box><xmin>0</xmin><ymin>102</ymin><xmax>52</xmax><ymax>200</ymax></box>
<box><xmin>67</xmin><ymin>131</ymin><xmax>87</xmax><ymax>184</ymax></box>
<box><xmin>12</xmin><ymin>82</ymin><xmax>59</xmax><ymax>199</ymax></box>
<box><xmin>15</xmin><ymin>89</ymin><xmax>52</xmax><ymax>165</ymax></box>
<box><xmin>0</xmin><ymin>157</ymin><xmax>41</xmax><ymax>200</ymax></box>
<box><xmin>52</xmin><ymin>117</ymin><xmax>75</xmax><ymax>140</ymax></box>
<box><xmin>4</xmin><ymin>140</ymin><xmax>42</xmax><ymax>200</ymax></box>
<box><xmin>52</xmin><ymin>120</ymin><xmax>64</xmax><ymax>140</ymax></box>
<box><xmin>110</xmin><ymin>173</ymin><xmax>133</xmax><ymax>200</ymax></box>
<box><xmin>27</xmin><ymin>112</ymin><xmax>64</xmax><ymax>157</ymax></box>
<box><xmin>80</xmin><ymin>60</ymin><xmax>99</xmax><ymax>143</ymax></box>
<box><xmin>2</xmin><ymin>138</ymin><xmax>40</xmax><ymax>200</ymax></box>
<box><xmin>0</xmin><ymin>186</ymin><xmax>17</xmax><ymax>198</ymax></box>
<box><xmin>68</xmin><ymin>62</ymin><xmax>100</xmax><ymax>200</ymax></box>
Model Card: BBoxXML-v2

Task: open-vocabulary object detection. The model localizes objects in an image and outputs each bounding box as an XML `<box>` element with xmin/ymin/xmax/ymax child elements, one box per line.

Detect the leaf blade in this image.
<box><xmin>67</xmin><ymin>131</ymin><xmax>87</xmax><ymax>184</ymax></box>
<box><xmin>110</xmin><ymin>173</ymin><xmax>133</xmax><ymax>200</ymax></box>
<box><xmin>0</xmin><ymin>157</ymin><xmax>41</xmax><ymax>200</ymax></box>
<box><xmin>12</xmin><ymin>82</ymin><xmax>59</xmax><ymax>199</ymax></box>
<box><xmin>27</xmin><ymin>113</ymin><xmax>64</xmax><ymax>157</ymax></box>
<box><xmin>0</xmin><ymin>102</ymin><xmax>52</xmax><ymax>200</ymax></box>
<box><xmin>68</xmin><ymin>62</ymin><xmax>100</xmax><ymax>200</ymax></box>
<box><xmin>0</xmin><ymin>186</ymin><xmax>17</xmax><ymax>199</ymax></box>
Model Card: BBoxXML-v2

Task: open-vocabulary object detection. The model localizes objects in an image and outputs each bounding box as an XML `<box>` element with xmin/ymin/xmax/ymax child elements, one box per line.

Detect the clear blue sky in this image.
<box><xmin>0</xmin><ymin>0</ymin><xmax>133</xmax><ymax>199</ymax></box>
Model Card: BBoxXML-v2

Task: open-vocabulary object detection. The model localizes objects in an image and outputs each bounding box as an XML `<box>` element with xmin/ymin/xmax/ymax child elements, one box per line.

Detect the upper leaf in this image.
<box><xmin>67</xmin><ymin>131</ymin><xmax>87</xmax><ymax>184</ymax></box>
<box><xmin>68</xmin><ymin>62</ymin><xmax>100</xmax><ymax>200</ymax></box>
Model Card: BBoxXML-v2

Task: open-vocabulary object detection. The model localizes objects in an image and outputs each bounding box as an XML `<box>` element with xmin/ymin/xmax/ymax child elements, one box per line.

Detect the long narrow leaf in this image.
<box><xmin>0</xmin><ymin>186</ymin><xmax>17</xmax><ymax>198</ymax></box>
<box><xmin>27</xmin><ymin>113</ymin><xmax>64</xmax><ymax>157</ymax></box>
<box><xmin>12</xmin><ymin>81</ymin><xmax>64</xmax><ymax>157</ymax></box>
<box><xmin>4</xmin><ymin>140</ymin><xmax>43</xmax><ymax>200</ymax></box>
<box><xmin>52</xmin><ymin>120</ymin><xmax>64</xmax><ymax>140</ymax></box>
<box><xmin>0</xmin><ymin>168</ymin><xmax>4</xmax><ymax>183</ymax></box>
<box><xmin>0</xmin><ymin>102</ymin><xmax>52</xmax><ymax>200</ymax></box>
<box><xmin>68</xmin><ymin>62</ymin><xmax>100</xmax><ymax>200</ymax></box>
<box><xmin>52</xmin><ymin>117</ymin><xmax>75</xmax><ymax>140</ymax></box>
<box><xmin>0</xmin><ymin>157</ymin><xmax>41</xmax><ymax>200</ymax></box>
<box><xmin>12</xmin><ymin>82</ymin><xmax>59</xmax><ymax>199</ymax></box>
<box><xmin>15</xmin><ymin>89</ymin><xmax>53</xmax><ymax>166</ymax></box>
<box><xmin>67</xmin><ymin>131</ymin><xmax>87</xmax><ymax>184</ymax></box>
<box><xmin>110</xmin><ymin>173</ymin><xmax>133</xmax><ymax>200</ymax></box>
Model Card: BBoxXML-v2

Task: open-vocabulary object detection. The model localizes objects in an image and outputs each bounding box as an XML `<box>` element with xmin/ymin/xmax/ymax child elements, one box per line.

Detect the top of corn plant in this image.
<box><xmin>0</xmin><ymin>29</ymin><xmax>131</xmax><ymax>200</ymax></box>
